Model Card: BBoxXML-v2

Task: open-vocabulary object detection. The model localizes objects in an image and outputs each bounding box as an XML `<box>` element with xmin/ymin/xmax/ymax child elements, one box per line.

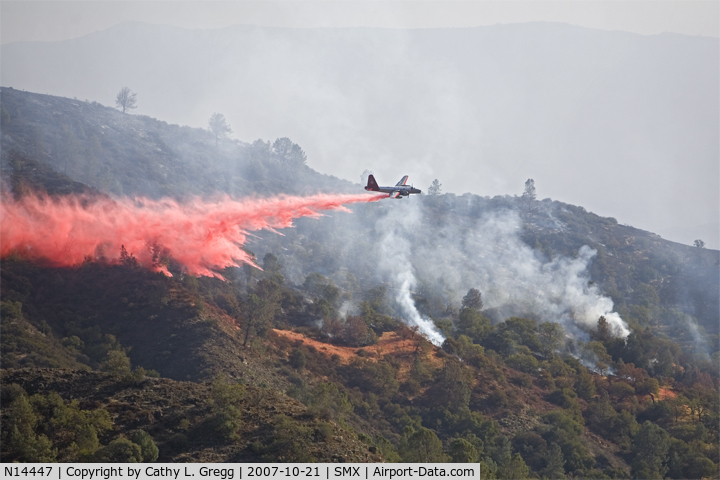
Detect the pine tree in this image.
<box><xmin>542</xmin><ymin>443</ymin><xmax>566</xmax><ymax>479</ymax></box>
<box><xmin>461</xmin><ymin>288</ymin><xmax>483</xmax><ymax>310</ymax></box>
<box><xmin>428</xmin><ymin>179</ymin><xmax>442</xmax><ymax>195</ymax></box>
<box><xmin>522</xmin><ymin>178</ymin><xmax>536</xmax><ymax>200</ymax></box>
<box><xmin>208</xmin><ymin>113</ymin><xmax>232</xmax><ymax>146</ymax></box>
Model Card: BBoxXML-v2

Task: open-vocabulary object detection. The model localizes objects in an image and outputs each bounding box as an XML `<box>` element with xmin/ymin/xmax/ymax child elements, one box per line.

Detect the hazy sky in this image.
<box><xmin>2</xmin><ymin>1</ymin><xmax>718</xmax><ymax>45</ymax></box>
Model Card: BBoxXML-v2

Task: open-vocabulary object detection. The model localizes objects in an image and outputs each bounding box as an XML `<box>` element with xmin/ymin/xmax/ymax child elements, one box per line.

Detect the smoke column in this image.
<box><xmin>1</xmin><ymin>192</ymin><xmax>387</xmax><ymax>277</ymax></box>
<box><xmin>377</xmin><ymin>201</ymin><xmax>446</xmax><ymax>345</ymax></box>
<box><xmin>314</xmin><ymin>201</ymin><xmax>628</xmax><ymax>341</ymax></box>
<box><xmin>411</xmin><ymin>209</ymin><xmax>631</xmax><ymax>338</ymax></box>
<box><xmin>395</xmin><ymin>269</ymin><xmax>446</xmax><ymax>346</ymax></box>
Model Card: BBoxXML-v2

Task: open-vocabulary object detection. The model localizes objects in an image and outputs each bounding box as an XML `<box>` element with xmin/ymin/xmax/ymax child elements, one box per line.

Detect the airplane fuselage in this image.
<box><xmin>365</xmin><ymin>175</ymin><xmax>421</xmax><ymax>198</ymax></box>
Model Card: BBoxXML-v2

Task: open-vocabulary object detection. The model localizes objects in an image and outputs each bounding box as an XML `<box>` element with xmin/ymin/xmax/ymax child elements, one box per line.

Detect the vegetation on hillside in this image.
<box><xmin>1</xmin><ymin>369</ymin><xmax>380</xmax><ymax>463</ymax></box>
<box><xmin>2</xmin><ymin>246</ymin><xmax>718</xmax><ymax>474</ymax></box>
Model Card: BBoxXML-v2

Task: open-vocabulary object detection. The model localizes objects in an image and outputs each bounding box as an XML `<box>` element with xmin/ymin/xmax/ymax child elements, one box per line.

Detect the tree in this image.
<box><xmin>208</xmin><ymin>113</ymin><xmax>232</xmax><ymax>146</ymax></box>
<box><xmin>74</xmin><ymin>424</ymin><xmax>100</xmax><ymax>456</ymax></box>
<box><xmin>456</xmin><ymin>308</ymin><xmax>492</xmax><ymax>344</ymax></box>
<box><xmin>115</xmin><ymin>87</ymin><xmax>137</xmax><ymax>113</ymax></box>
<box><xmin>119</xmin><ymin>245</ymin><xmax>137</xmax><ymax>267</ymax></box>
<box><xmin>461</xmin><ymin>288</ymin><xmax>483</xmax><ymax>310</ymax></box>
<box><xmin>574</xmin><ymin>368</ymin><xmax>596</xmax><ymax>400</ymax></box>
<box><xmin>210</xmin><ymin>374</ymin><xmax>245</xmax><ymax>413</ymax></box>
<box><xmin>510</xmin><ymin>431</ymin><xmax>547</xmax><ymax>472</ymax></box>
<box><xmin>522</xmin><ymin>178</ymin><xmax>536</xmax><ymax>201</ymax></box>
<box><xmin>262</xmin><ymin>415</ymin><xmax>315</xmax><ymax>462</ymax></box>
<box><xmin>306</xmin><ymin>382</ymin><xmax>353</xmax><ymax>421</ymax></box>
<box><xmin>399</xmin><ymin>426</ymin><xmax>448</xmax><ymax>462</ymax></box>
<box><xmin>542</xmin><ymin>443</ymin><xmax>566</xmax><ymax>479</ymax></box>
<box><xmin>4</xmin><ymin>395</ymin><xmax>56</xmax><ymax>462</ymax></box>
<box><xmin>693</xmin><ymin>239</ymin><xmax>705</xmax><ymax>248</ymax></box>
<box><xmin>505</xmin><ymin>353</ymin><xmax>539</xmax><ymax>374</ymax></box>
<box><xmin>585</xmin><ymin>392</ymin><xmax>617</xmax><ymax>439</ymax></box>
<box><xmin>423</xmin><ymin>360</ymin><xmax>472</xmax><ymax>412</ymax></box>
<box><xmin>243</xmin><ymin>294</ymin><xmax>272</xmax><ymax>347</ymax></box>
<box><xmin>490</xmin><ymin>317</ymin><xmax>542</xmax><ymax>354</ymax></box>
<box><xmin>272</xmin><ymin>137</ymin><xmax>307</xmax><ymax>169</ymax></box>
<box><xmin>341</xmin><ymin>316</ymin><xmax>377</xmax><ymax>347</ymax></box>
<box><xmin>449</xmin><ymin>438</ymin><xmax>479</xmax><ymax>463</ymax></box>
<box><xmin>262</xmin><ymin>253</ymin><xmax>283</xmax><ymax>275</ymax></box>
<box><xmin>288</xmin><ymin>348</ymin><xmax>306</xmax><ymax>370</ymax></box>
<box><xmin>537</xmin><ymin>322</ymin><xmax>564</xmax><ymax>357</ymax></box>
<box><xmin>207</xmin><ymin>374</ymin><xmax>245</xmax><ymax>440</ymax></box>
<box><xmin>497</xmin><ymin>453</ymin><xmax>530</xmax><ymax>480</ymax></box>
<box><xmin>631</xmin><ymin>421</ymin><xmax>670</xmax><ymax>479</ymax></box>
<box><xmin>303</xmin><ymin>273</ymin><xmax>340</xmax><ymax>307</ymax></box>
<box><xmin>241</xmin><ymin>278</ymin><xmax>281</xmax><ymax>346</ymax></box>
<box><xmin>92</xmin><ymin>438</ymin><xmax>143</xmax><ymax>462</ymax></box>
<box><xmin>131</xmin><ymin>430</ymin><xmax>159</xmax><ymax>462</ymax></box>
<box><xmin>373</xmin><ymin>435</ymin><xmax>402</xmax><ymax>462</ymax></box>
<box><xmin>428</xmin><ymin>179</ymin><xmax>442</xmax><ymax>195</ymax></box>
<box><xmin>595</xmin><ymin>316</ymin><xmax>611</xmax><ymax>343</ymax></box>
<box><xmin>99</xmin><ymin>349</ymin><xmax>132</xmax><ymax>376</ymax></box>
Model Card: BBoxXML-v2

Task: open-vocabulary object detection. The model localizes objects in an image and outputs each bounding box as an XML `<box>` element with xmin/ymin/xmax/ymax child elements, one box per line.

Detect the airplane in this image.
<box><xmin>364</xmin><ymin>175</ymin><xmax>422</xmax><ymax>199</ymax></box>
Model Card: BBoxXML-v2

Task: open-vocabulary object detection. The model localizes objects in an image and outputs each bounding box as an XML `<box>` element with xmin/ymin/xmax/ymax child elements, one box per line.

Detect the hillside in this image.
<box><xmin>1</xmin><ymin>88</ymin><xmax>718</xmax><ymax>477</ymax></box>
<box><xmin>0</xmin><ymin>87</ymin><xmax>356</xmax><ymax>199</ymax></box>
<box><xmin>1</xmin><ymin>368</ymin><xmax>381</xmax><ymax>463</ymax></box>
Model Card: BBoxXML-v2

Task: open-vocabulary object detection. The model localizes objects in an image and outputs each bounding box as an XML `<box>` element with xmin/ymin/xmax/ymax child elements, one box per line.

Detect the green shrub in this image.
<box><xmin>510</xmin><ymin>374</ymin><xmax>533</xmax><ymax>388</ymax></box>
<box><xmin>131</xmin><ymin>430</ymin><xmax>159</xmax><ymax>462</ymax></box>
<box><xmin>485</xmin><ymin>390</ymin><xmax>508</xmax><ymax>409</ymax></box>
<box><xmin>307</xmin><ymin>382</ymin><xmax>352</xmax><ymax>421</ymax></box>
<box><xmin>505</xmin><ymin>353</ymin><xmax>540</xmax><ymax>374</ymax></box>
<box><xmin>261</xmin><ymin>415</ymin><xmax>315</xmax><ymax>462</ymax></box>
<box><xmin>314</xmin><ymin>421</ymin><xmax>334</xmax><ymax>442</ymax></box>
<box><xmin>92</xmin><ymin>438</ymin><xmax>143</xmax><ymax>463</ymax></box>
<box><xmin>288</xmin><ymin>348</ymin><xmax>306</xmax><ymax>370</ymax></box>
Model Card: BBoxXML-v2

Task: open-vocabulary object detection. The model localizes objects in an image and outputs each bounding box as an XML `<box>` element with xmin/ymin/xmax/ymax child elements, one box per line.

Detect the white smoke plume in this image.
<box><xmin>376</xmin><ymin>201</ymin><xmax>446</xmax><ymax>345</ymax></box>
<box><xmin>370</xmin><ymin>200</ymin><xmax>629</xmax><ymax>339</ymax></box>
<box><xmin>681</xmin><ymin>313</ymin><xmax>710</xmax><ymax>358</ymax></box>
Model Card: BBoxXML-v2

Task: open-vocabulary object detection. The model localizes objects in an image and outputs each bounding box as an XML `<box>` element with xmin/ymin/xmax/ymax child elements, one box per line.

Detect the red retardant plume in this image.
<box><xmin>1</xmin><ymin>192</ymin><xmax>388</xmax><ymax>278</ymax></box>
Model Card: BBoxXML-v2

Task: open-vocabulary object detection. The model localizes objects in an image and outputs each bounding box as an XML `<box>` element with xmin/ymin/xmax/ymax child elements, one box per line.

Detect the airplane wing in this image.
<box><xmin>395</xmin><ymin>175</ymin><xmax>409</xmax><ymax>186</ymax></box>
<box><xmin>394</xmin><ymin>192</ymin><xmax>402</xmax><ymax>199</ymax></box>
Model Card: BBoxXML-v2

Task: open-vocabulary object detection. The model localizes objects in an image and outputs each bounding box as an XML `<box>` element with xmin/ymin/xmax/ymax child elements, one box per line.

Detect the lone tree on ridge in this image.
<box><xmin>115</xmin><ymin>87</ymin><xmax>137</xmax><ymax>113</ymax></box>
<box><xmin>522</xmin><ymin>178</ymin><xmax>536</xmax><ymax>201</ymax></box>
<box><xmin>428</xmin><ymin>179</ymin><xmax>442</xmax><ymax>195</ymax></box>
<box><xmin>208</xmin><ymin>113</ymin><xmax>232</xmax><ymax>146</ymax></box>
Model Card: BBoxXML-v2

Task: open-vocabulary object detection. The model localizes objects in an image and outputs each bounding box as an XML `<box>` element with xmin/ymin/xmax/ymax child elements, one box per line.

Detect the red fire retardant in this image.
<box><xmin>1</xmin><ymin>192</ymin><xmax>388</xmax><ymax>278</ymax></box>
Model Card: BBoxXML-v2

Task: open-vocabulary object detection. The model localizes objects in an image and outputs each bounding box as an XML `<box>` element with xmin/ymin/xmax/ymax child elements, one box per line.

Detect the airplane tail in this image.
<box><xmin>365</xmin><ymin>174</ymin><xmax>380</xmax><ymax>191</ymax></box>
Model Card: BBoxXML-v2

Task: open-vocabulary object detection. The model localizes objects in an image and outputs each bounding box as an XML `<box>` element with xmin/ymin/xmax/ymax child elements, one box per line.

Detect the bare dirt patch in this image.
<box><xmin>273</xmin><ymin>329</ymin><xmax>443</xmax><ymax>371</ymax></box>
<box><xmin>657</xmin><ymin>387</ymin><xmax>677</xmax><ymax>400</ymax></box>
